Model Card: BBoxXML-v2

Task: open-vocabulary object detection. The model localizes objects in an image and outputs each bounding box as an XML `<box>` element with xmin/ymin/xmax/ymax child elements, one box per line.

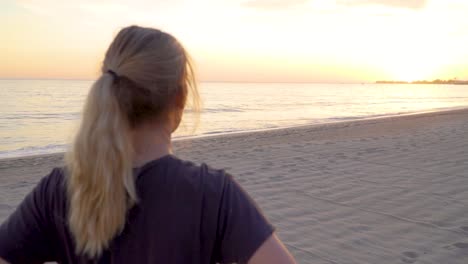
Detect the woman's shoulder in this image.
<box><xmin>168</xmin><ymin>155</ymin><xmax>232</xmax><ymax>188</ymax></box>
<box><xmin>34</xmin><ymin>167</ymin><xmax>67</xmax><ymax>192</ymax></box>
<box><xmin>138</xmin><ymin>154</ymin><xmax>233</xmax><ymax>196</ymax></box>
<box><xmin>35</xmin><ymin>167</ymin><xmax>68</xmax><ymax>207</ymax></box>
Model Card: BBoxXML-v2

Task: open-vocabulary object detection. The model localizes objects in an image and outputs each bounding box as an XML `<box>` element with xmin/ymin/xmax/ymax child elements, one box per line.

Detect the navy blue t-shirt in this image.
<box><xmin>0</xmin><ymin>155</ymin><xmax>274</xmax><ymax>263</ymax></box>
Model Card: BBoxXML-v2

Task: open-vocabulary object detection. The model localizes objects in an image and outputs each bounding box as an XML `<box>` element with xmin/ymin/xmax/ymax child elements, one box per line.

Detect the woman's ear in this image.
<box><xmin>170</xmin><ymin>107</ymin><xmax>183</xmax><ymax>133</ymax></box>
<box><xmin>174</xmin><ymin>88</ymin><xmax>187</xmax><ymax>109</ymax></box>
<box><xmin>169</xmin><ymin>87</ymin><xmax>188</xmax><ymax>133</ymax></box>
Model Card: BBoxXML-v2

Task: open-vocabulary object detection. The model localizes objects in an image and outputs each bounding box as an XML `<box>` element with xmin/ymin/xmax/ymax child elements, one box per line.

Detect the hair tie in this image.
<box><xmin>107</xmin><ymin>70</ymin><xmax>119</xmax><ymax>80</ymax></box>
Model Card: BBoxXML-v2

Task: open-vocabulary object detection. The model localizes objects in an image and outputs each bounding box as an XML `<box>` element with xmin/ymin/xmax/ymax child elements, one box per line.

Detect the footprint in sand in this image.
<box><xmin>269</xmin><ymin>175</ymin><xmax>283</xmax><ymax>181</ymax></box>
<box><xmin>335</xmin><ymin>153</ymin><xmax>346</xmax><ymax>158</ymax></box>
<box><xmin>349</xmin><ymin>225</ymin><xmax>372</xmax><ymax>233</ymax></box>
<box><xmin>0</xmin><ymin>204</ymin><xmax>12</xmax><ymax>217</ymax></box>
<box><xmin>294</xmin><ymin>157</ymin><xmax>306</xmax><ymax>162</ymax></box>
<box><xmin>460</xmin><ymin>226</ymin><xmax>468</xmax><ymax>232</ymax></box>
<box><xmin>400</xmin><ymin>251</ymin><xmax>419</xmax><ymax>263</ymax></box>
<box><xmin>453</xmin><ymin>242</ymin><xmax>468</xmax><ymax>249</ymax></box>
<box><xmin>443</xmin><ymin>242</ymin><xmax>468</xmax><ymax>250</ymax></box>
<box><xmin>365</xmin><ymin>148</ymin><xmax>378</xmax><ymax>153</ymax></box>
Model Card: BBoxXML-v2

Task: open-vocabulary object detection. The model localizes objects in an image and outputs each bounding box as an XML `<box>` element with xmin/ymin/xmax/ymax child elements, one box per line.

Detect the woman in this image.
<box><xmin>0</xmin><ymin>26</ymin><xmax>295</xmax><ymax>263</ymax></box>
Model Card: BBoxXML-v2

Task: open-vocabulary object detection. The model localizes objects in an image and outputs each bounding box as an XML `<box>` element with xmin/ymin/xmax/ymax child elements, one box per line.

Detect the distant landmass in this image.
<box><xmin>376</xmin><ymin>79</ymin><xmax>468</xmax><ymax>85</ymax></box>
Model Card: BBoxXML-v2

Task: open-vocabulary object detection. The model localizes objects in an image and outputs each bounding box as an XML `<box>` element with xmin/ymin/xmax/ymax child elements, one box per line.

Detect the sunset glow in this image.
<box><xmin>1</xmin><ymin>0</ymin><xmax>468</xmax><ymax>82</ymax></box>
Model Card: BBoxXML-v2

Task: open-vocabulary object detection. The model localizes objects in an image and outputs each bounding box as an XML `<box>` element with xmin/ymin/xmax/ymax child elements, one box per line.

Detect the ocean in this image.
<box><xmin>1</xmin><ymin>79</ymin><xmax>467</xmax><ymax>159</ymax></box>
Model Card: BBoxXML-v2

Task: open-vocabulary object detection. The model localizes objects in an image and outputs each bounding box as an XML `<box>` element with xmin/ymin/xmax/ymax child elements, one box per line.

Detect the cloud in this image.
<box><xmin>242</xmin><ymin>0</ymin><xmax>309</xmax><ymax>10</ymax></box>
<box><xmin>13</xmin><ymin>0</ymin><xmax>186</xmax><ymax>29</ymax></box>
<box><xmin>338</xmin><ymin>0</ymin><xmax>426</xmax><ymax>10</ymax></box>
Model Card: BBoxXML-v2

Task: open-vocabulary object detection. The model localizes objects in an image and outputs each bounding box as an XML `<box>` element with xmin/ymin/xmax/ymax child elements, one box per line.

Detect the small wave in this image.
<box><xmin>0</xmin><ymin>144</ymin><xmax>68</xmax><ymax>159</ymax></box>
<box><xmin>183</xmin><ymin>108</ymin><xmax>244</xmax><ymax>114</ymax></box>
<box><xmin>202</xmin><ymin>129</ymin><xmax>242</xmax><ymax>135</ymax></box>
<box><xmin>324</xmin><ymin>112</ymin><xmax>413</xmax><ymax>122</ymax></box>
<box><xmin>202</xmin><ymin>108</ymin><xmax>244</xmax><ymax>113</ymax></box>
<box><xmin>0</xmin><ymin>112</ymin><xmax>80</xmax><ymax>121</ymax></box>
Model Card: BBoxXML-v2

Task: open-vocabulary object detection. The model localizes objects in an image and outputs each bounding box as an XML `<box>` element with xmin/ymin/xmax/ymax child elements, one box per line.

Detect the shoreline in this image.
<box><xmin>1</xmin><ymin>105</ymin><xmax>468</xmax><ymax>161</ymax></box>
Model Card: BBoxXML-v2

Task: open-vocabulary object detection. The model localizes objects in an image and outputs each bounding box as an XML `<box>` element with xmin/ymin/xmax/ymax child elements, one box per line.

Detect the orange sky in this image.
<box><xmin>1</xmin><ymin>0</ymin><xmax>468</xmax><ymax>82</ymax></box>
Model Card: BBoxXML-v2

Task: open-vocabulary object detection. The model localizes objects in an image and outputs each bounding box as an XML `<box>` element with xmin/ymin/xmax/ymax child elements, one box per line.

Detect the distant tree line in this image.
<box><xmin>376</xmin><ymin>79</ymin><xmax>468</xmax><ymax>85</ymax></box>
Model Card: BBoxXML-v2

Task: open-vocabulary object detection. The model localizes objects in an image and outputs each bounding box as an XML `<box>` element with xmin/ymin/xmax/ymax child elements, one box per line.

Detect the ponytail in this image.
<box><xmin>65</xmin><ymin>73</ymin><xmax>137</xmax><ymax>258</ymax></box>
<box><xmin>65</xmin><ymin>25</ymin><xmax>200</xmax><ymax>258</ymax></box>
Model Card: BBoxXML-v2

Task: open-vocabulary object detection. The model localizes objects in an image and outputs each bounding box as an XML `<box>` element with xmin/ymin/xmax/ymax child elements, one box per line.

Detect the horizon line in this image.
<box><xmin>0</xmin><ymin>77</ymin><xmax>372</xmax><ymax>85</ymax></box>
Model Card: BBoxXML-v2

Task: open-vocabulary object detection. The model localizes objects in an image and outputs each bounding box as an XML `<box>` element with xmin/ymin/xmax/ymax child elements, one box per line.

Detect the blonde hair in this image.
<box><xmin>65</xmin><ymin>26</ymin><xmax>199</xmax><ymax>258</ymax></box>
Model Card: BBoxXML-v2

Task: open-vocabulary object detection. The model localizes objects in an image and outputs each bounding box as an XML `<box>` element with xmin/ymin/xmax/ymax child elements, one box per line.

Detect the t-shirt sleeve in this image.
<box><xmin>0</xmin><ymin>168</ymin><xmax>60</xmax><ymax>263</ymax></box>
<box><xmin>215</xmin><ymin>173</ymin><xmax>275</xmax><ymax>263</ymax></box>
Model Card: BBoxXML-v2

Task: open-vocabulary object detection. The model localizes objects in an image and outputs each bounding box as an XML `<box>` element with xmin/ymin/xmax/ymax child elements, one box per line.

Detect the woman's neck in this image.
<box><xmin>131</xmin><ymin>121</ymin><xmax>173</xmax><ymax>168</ymax></box>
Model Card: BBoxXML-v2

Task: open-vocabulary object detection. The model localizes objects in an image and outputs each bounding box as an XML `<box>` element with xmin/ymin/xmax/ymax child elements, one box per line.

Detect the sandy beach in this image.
<box><xmin>1</xmin><ymin>108</ymin><xmax>468</xmax><ymax>263</ymax></box>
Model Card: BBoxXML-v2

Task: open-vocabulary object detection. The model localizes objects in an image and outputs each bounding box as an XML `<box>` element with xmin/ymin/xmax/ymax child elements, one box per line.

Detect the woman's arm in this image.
<box><xmin>213</xmin><ymin>172</ymin><xmax>296</xmax><ymax>263</ymax></box>
<box><xmin>248</xmin><ymin>234</ymin><xmax>296</xmax><ymax>264</ymax></box>
<box><xmin>0</xmin><ymin>169</ymin><xmax>61</xmax><ymax>263</ymax></box>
